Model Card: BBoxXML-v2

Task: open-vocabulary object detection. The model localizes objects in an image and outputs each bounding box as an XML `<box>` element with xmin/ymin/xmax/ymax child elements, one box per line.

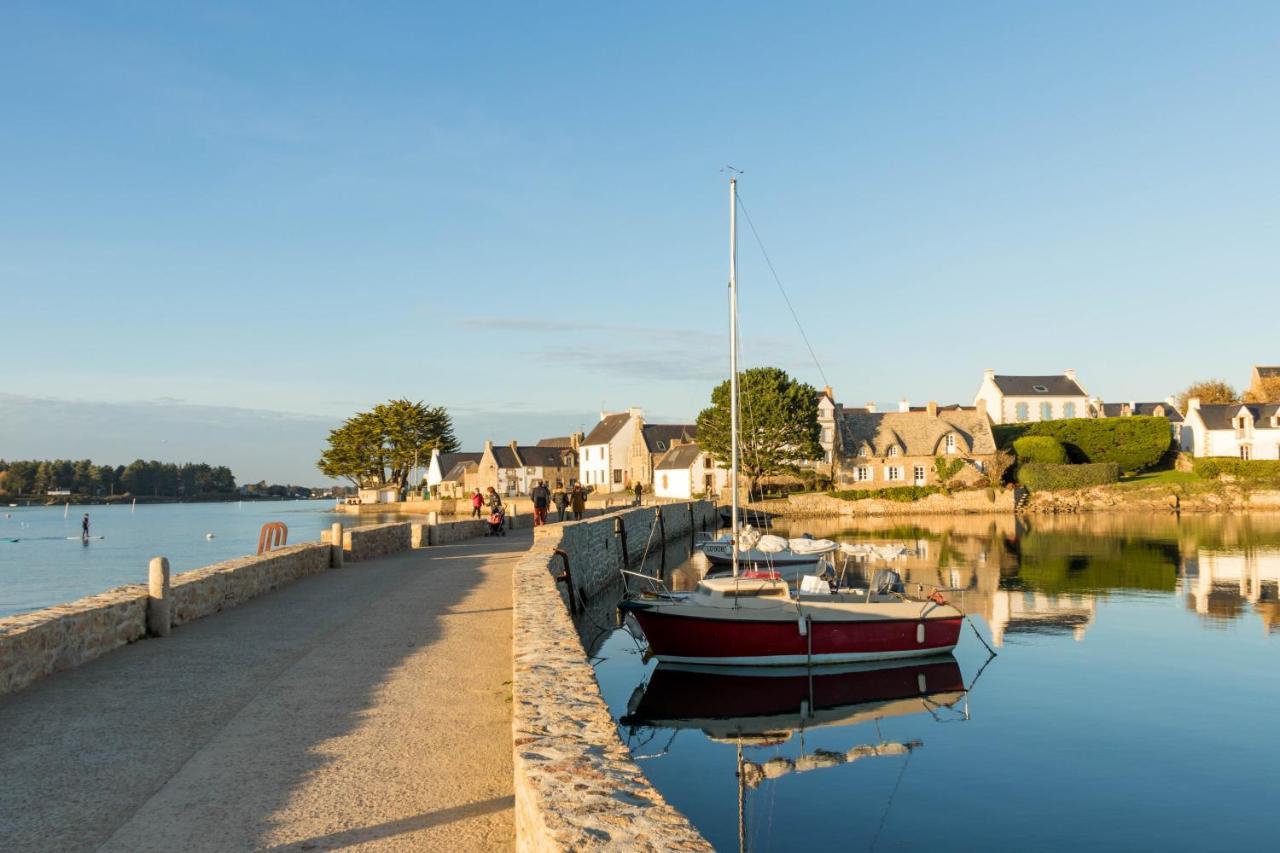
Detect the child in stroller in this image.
<box><xmin>486</xmin><ymin>505</ymin><xmax>506</xmax><ymax>536</ymax></box>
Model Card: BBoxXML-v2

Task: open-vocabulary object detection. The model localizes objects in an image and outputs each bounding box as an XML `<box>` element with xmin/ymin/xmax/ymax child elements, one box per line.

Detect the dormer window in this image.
<box><xmin>888</xmin><ymin>446</ymin><xmax>899</xmax><ymax>457</ymax></box>
<box><xmin>858</xmin><ymin>446</ymin><xmax>869</xmax><ymax>457</ymax></box>
<box><xmin>655</xmin><ymin>442</ymin><xmax>665</xmax><ymax>450</ymax></box>
<box><xmin>1032</xmin><ymin>384</ymin><xmax>1048</xmax><ymax>393</ymax></box>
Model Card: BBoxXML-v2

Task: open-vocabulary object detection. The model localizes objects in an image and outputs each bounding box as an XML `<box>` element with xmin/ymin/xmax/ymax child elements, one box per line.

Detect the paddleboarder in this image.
<box><xmin>81</xmin><ymin>513</ymin><xmax>90</xmax><ymax>542</ymax></box>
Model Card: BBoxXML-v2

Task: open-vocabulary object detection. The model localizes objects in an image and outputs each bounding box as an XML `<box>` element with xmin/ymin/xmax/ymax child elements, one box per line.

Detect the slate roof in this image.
<box><xmin>655</xmin><ymin>442</ymin><xmax>707</xmax><ymax>471</ymax></box>
<box><xmin>991</xmin><ymin>374</ymin><xmax>1087</xmax><ymax>396</ymax></box>
<box><xmin>536</xmin><ymin>436</ymin><xmax>573</xmax><ymax>447</ymax></box>
<box><xmin>1099</xmin><ymin>402</ymin><xmax>1183</xmax><ymax>423</ymax></box>
<box><xmin>641</xmin><ymin>424</ymin><xmax>696</xmax><ymax>454</ymax></box>
<box><xmin>582</xmin><ymin>412</ymin><xmax>633</xmax><ymax>446</ymax></box>
<box><xmin>490</xmin><ymin>445</ymin><xmax>574</xmax><ymax>469</ymax></box>
<box><xmin>1256</xmin><ymin>366</ymin><xmax>1280</xmax><ymax>378</ymax></box>
<box><xmin>441</xmin><ymin>460</ymin><xmax>478</xmax><ymax>482</ymax></box>
<box><xmin>907</xmin><ymin>404</ymin><xmax>975</xmax><ymax>413</ymax></box>
<box><xmin>838</xmin><ymin>409</ymin><xmax>997</xmax><ymax>458</ymax></box>
<box><xmin>1195</xmin><ymin>403</ymin><xmax>1280</xmax><ymax>430</ymax></box>
<box><xmin>437</xmin><ymin>452</ymin><xmax>482</xmax><ymax>474</ymax></box>
<box><xmin>517</xmin><ymin>446</ymin><xmax>575</xmax><ymax>468</ymax></box>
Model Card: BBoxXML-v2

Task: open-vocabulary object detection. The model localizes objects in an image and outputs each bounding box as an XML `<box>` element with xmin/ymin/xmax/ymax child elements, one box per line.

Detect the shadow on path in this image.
<box><xmin>0</xmin><ymin>530</ymin><xmax>528</xmax><ymax>852</ymax></box>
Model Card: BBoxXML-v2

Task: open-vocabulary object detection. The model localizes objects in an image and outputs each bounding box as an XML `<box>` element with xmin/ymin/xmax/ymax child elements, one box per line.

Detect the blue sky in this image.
<box><xmin>2</xmin><ymin>2</ymin><xmax>1278</xmax><ymax>483</ymax></box>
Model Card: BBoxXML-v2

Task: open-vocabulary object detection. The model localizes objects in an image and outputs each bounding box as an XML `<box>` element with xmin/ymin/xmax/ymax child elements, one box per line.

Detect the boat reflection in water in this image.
<box><xmin>621</xmin><ymin>656</ymin><xmax>970</xmax><ymax>849</ymax></box>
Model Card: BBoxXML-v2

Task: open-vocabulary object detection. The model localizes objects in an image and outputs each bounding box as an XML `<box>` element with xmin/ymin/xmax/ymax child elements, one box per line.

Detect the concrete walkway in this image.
<box><xmin>0</xmin><ymin>531</ymin><xmax>528</xmax><ymax>852</ymax></box>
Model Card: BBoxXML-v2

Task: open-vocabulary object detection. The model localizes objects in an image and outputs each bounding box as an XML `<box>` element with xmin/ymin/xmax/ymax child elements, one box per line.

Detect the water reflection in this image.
<box><xmin>660</xmin><ymin>513</ymin><xmax>1280</xmax><ymax>643</ymax></box>
<box><xmin>592</xmin><ymin>512</ymin><xmax>1280</xmax><ymax>850</ymax></box>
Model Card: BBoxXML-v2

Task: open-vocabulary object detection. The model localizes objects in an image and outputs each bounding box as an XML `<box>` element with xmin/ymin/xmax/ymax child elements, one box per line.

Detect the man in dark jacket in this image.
<box><xmin>530</xmin><ymin>480</ymin><xmax>551</xmax><ymax>526</ymax></box>
<box><xmin>551</xmin><ymin>481</ymin><xmax>569</xmax><ymax>522</ymax></box>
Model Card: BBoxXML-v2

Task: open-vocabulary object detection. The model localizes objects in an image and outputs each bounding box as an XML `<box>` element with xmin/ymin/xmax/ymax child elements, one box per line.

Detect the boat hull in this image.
<box><xmin>621</xmin><ymin>603</ymin><xmax>962</xmax><ymax>665</ymax></box>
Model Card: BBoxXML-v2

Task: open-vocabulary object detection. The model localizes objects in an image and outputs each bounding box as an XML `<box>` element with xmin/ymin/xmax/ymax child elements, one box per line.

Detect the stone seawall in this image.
<box><xmin>513</xmin><ymin>502</ymin><xmax>717</xmax><ymax>851</ymax></box>
<box><xmin>0</xmin><ymin>585</ymin><xmax>148</xmax><ymax>695</ymax></box>
<box><xmin>169</xmin><ymin>543</ymin><xmax>333</xmax><ymax>626</ymax></box>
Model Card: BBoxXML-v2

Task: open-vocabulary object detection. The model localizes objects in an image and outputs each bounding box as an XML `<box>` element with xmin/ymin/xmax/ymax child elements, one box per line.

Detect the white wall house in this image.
<box><xmin>578</xmin><ymin>408</ymin><xmax>643</xmax><ymax>492</ymax></box>
<box><xmin>1183</xmin><ymin>399</ymin><xmax>1280</xmax><ymax>459</ymax></box>
<box><xmin>974</xmin><ymin>369</ymin><xmax>1091</xmax><ymax>424</ymax></box>
<box><xmin>652</xmin><ymin>442</ymin><xmax>730</xmax><ymax>500</ymax></box>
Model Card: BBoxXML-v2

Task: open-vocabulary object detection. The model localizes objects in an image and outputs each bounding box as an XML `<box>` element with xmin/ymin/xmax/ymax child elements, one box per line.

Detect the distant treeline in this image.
<box><xmin>0</xmin><ymin>459</ymin><xmax>237</xmax><ymax>498</ymax></box>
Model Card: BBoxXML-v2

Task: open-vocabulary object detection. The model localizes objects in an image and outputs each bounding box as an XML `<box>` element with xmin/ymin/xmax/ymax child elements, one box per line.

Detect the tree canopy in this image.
<box><xmin>0</xmin><ymin>458</ymin><xmax>235</xmax><ymax>497</ymax></box>
<box><xmin>1244</xmin><ymin>376</ymin><xmax>1280</xmax><ymax>403</ymax></box>
<box><xmin>695</xmin><ymin>366</ymin><xmax>821</xmax><ymax>496</ymax></box>
<box><xmin>1176</xmin><ymin>379</ymin><xmax>1238</xmax><ymax>410</ymax></box>
<box><xmin>317</xmin><ymin>399</ymin><xmax>459</xmax><ymax>488</ymax></box>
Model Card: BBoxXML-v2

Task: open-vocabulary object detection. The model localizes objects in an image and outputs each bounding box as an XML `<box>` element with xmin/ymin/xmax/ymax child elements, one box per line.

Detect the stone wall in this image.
<box><xmin>513</xmin><ymin>502</ymin><xmax>716</xmax><ymax>851</ymax></box>
<box><xmin>429</xmin><ymin>518</ymin><xmax>490</xmax><ymax>545</ymax></box>
<box><xmin>169</xmin><ymin>543</ymin><xmax>333</xmax><ymax>626</ymax></box>
<box><xmin>340</xmin><ymin>522</ymin><xmax>413</xmax><ymax>562</ymax></box>
<box><xmin>0</xmin><ymin>585</ymin><xmax>148</xmax><ymax>695</ymax></box>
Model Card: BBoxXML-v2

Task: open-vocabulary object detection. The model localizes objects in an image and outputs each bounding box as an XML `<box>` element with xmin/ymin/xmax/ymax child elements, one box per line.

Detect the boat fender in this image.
<box><xmin>916</xmin><ymin>623</ymin><xmax>925</xmax><ymax>644</ymax></box>
<box><xmin>917</xmin><ymin>673</ymin><xmax>927</xmax><ymax>693</ymax></box>
<box><xmin>928</xmin><ymin>590</ymin><xmax>947</xmax><ymax>605</ymax></box>
<box><xmin>798</xmin><ymin>616</ymin><xmax>808</xmax><ymax>637</ymax></box>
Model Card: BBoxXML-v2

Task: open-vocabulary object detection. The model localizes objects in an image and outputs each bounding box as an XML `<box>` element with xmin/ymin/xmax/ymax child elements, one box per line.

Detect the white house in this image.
<box><xmin>578</xmin><ymin>408</ymin><xmax>643</xmax><ymax>492</ymax></box>
<box><xmin>1183</xmin><ymin>399</ymin><xmax>1280</xmax><ymax>459</ymax></box>
<box><xmin>652</xmin><ymin>442</ymin><xmax>730</xmax><ymax>500</ymax></box>
<box><xmin>974</xmin><ymin>369</ymin><xmax>1091</xmax><ymax>424</ymax></box>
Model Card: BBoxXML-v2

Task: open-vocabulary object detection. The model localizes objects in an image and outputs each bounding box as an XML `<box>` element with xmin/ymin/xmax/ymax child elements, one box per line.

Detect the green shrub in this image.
<box><xmin>1017</xmin><ymin>462</ymin><xmax>1120</xmax><ymax>491</ymax></box>
<box><xmin>993</xmin><ymin>424</ymin><xmax>1028</xmax><ymax>450</ymax></box>
<box><xmin>1003</xmin><ymin>417</ymin><xmax>1171</xmax><ymax>472</ymax></box>
<box><xmin>1012</xmin><ymin>435</ymin><xmax>1068</xmax><ymax>465</ymax></box>
<box><xmin>934</xmin><ymin>457</ymin><xmax>965</xmax><ymax>482</ymax></box>
<box><xmin>830</xmin><ymin>485</ymin><xmax>944</xmax><ymax>502</ymax></box>
<box><xmin>1192</xmin><ymin>457</ymin><xmax>1280</xmax><ymax>482</ymax></box>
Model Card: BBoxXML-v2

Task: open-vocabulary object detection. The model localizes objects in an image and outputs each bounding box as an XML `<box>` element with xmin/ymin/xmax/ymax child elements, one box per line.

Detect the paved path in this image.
<box><xmin>0</xmin><ymin>532</ymin><xmax>528</xmax><ymax>852</ymax></box>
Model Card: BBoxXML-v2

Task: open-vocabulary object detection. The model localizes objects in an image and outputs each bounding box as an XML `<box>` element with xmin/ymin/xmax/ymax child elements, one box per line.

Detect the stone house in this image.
<box><xmin>627</xmin><ymin>422</ymin><xmax>697</xmax><ymax>488</ymax></box>
<box><xmin>835</xmin><ymin>402</ymin><xmax>998</xmax><ymax>490</ymax></box>
<box><xmin>578</xmin><ymin>408</ymin><xmax>643</xmax><ymax>493</ymax></box>
<box><xmin>477</xmin><ymin>441</ymin><xmax>578</xmax><ymax>496</ymax></box>
<box><xmin>974</xmin><ymin>369</ymin><xmax>1091</xmax><ymax>424</ymax></box>
<box><xmin>425</xmin><ymin>449</ymin><xmax>484</xmax><ymax>496</ymax></box>
<box><xmin>436</xmin><ymin>459</ymin><xmax>480</xmax><ymax>499</ymax></box>
<box><xmin>1183</xmin><ymin>399</ymin><xmax>1280</xmax><ymax>460</ymax></box>
<box><xmin>652</xmin><ymin>441</ymin><xmax>730</xmax><ymax>500</ymax></box>
<box><xmin>1247</xmin><ymin>365</ymin><xmax>1280</xmax><ymax>402</ymax></box>
<box><xmin>357</xmin><ymin>485</ymin><xmax>401</xmax><ymax>504</ymax></box>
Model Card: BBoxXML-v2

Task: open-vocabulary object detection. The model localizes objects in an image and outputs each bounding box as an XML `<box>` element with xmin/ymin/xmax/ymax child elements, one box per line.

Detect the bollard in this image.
<box><xmin>147</xmin><ymin>556</ymin><xmax>171</xmax><ymax>637</ymax></box>
<box><xmin>330</xmin><ymin>522</ymin><xmax>344</xmax><ymax>568</ymax></box>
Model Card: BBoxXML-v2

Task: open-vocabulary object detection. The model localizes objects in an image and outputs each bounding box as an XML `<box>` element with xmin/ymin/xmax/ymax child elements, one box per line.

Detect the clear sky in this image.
<box><xmin>2</xmin><ymin>2</ymin><xmax>1278</xmax><ymax>483</ymax></box>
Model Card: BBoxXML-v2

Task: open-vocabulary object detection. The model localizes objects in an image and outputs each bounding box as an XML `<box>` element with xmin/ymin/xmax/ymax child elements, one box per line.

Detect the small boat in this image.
<box><xmin>699</xmin><ymin>527</ymin><xmax>837</xmax><ymax>569</ymax></box>
<box><xmin>620</xmin><ymin>175</ymin><xmax>964</xmax><ymax>667</ymax></box>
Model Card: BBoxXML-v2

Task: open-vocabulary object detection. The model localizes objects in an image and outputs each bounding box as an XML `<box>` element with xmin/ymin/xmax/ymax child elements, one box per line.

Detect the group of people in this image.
<box><xmin>469</xmin><ymin>480</ymin><xmax>589</xmax><ymax>531</ymax></box>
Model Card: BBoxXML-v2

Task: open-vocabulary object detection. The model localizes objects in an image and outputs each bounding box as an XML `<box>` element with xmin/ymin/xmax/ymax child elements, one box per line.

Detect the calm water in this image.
<box><xmin>589</xmin><ymin>513</ymin><xmax>1280</xmax><ymax>851</ymax></box>
<box><xmin>0</xmin><ymin>501</ymin><xmax>406</xmax><ymax>617</ymax></box>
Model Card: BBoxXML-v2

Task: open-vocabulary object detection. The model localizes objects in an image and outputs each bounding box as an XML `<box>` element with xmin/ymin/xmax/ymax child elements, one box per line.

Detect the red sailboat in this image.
<box><xmin>620</xmin><ymin>176</ymin><xmax>963</xmax><ymax>666</ymax></box>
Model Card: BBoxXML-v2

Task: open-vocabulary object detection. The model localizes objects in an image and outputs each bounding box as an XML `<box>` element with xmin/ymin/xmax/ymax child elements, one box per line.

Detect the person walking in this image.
<box><xmin>485</xmin><ymin>487</ymin><xmax>505</xmax><ymax>536</ymax></box>
<box><xmin>530</xmin><ymin>480</ymin><xmax>551</xmax><ymax>527</ymax></box>
<box><xmin>470</xmin><ymin>488</ymin><xmax>484</xmax><ymax>519</ymax></box>
<box><xmin>633</xmin><ymin>482</ymin><xmax>643</xmax><ymax>507</ymax></box>
<box><xmin>552</xmin><ymin>481</ymin><xmax>569</xmax><ymax>522</ymax></box>
<box><xmin>570</xmin><ymin>483</ymin><xmax>587</xmax><ymax>521</ymax></box>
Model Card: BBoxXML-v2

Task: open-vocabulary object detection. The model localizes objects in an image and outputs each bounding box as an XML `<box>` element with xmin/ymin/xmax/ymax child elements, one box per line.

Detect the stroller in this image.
<box><xmin>486</xmin><ymin>505</ymin><xmax>506</xmax><ymax>537</ymax></box>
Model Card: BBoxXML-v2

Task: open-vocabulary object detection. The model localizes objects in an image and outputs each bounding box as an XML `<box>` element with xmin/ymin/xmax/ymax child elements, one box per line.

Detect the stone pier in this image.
<box><xmin>0</xmin><ymin>533</ymin><xmax>528</xmax><ymax>852</ymax></box>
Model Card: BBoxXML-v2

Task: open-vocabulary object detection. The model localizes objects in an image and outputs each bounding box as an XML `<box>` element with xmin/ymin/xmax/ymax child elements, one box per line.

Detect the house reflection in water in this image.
<box><xmin>988</xmin><ymin>590</ymin><xmax>1096</xmax><ymax>645</ymax></box>
<box><xmin>1181</xmin><ymin>547</ymin><xmax>1280</xmax><ymax>634</ymax></box>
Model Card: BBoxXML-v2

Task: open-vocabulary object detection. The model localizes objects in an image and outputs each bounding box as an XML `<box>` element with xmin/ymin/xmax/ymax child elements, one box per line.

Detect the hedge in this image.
<box><xmin>1192</xmin><ymin>457</ymin><xmax>1280</xmax><ymax>482</ymax></box>
<box><xmin>997</xmin><ymin>417</ymin><xmax>1171</xmax><ymax>472</ymax></box>
<box><xmin>1012</xmin><ymin>435</ymin><xmax>1068</xmax><ymax>465</ymax></box>
<box><xmin>1017</xmin><ymin>462</ymin><xmax>1120</xmax><ymax>491</ymax></box>
<box><xmin>830</xmin><ymin>485</ymin><xmax>944</xmax><ymax>502</ymax></box>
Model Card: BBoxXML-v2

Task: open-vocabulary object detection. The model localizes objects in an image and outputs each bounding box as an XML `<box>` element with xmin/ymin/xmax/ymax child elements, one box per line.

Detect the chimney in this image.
<box><xmin>1064</xmin><ymin>368</ymin><xmax>1077</xmax><ymax>382</ymax></box>
<box><xmin>628</xmin><ymin>406</ymin><xmax>644</xmax><ymax>418</ymax></box>
<box><xmin>984</xmin><ymin>368</ymin><xmax>995</xmax><ymax>382</ymax></box>
<box><xmin>926</xmin><ymin>401</ymin><xmax>938</xmax><ymax>418</ymax></box>
<box><xmin>898</xmin><ymin>398</ymin><xmax>909</xmax><ymax>413</ymax></box>
<box><xmin>823</xmin><ymin>385</ymin><xmax>833</xmax><ymax>399</ymax></box>
<box><xmin>1187</xmin><ymin>397</ymin><xmax>1201</xmax><ymax>411</ymax></box>
<box><xmin>1129</xmin><ymin>401</ymin><xmax>1137</xmax><ymax>417</ymax></box>
<box><xmin>484</xmin><ymin>439</ymin><xmax>494</xmax><ymax>453</ymax></box>
<box><xmin>865</xmin><ymin>402</ymin><xmax>877</xmax><ymax>414</ymax></box>
<box><xmin>570</xmin><ymin>431</ymin><xmax>584</xmax><ymax>451</ymax></box>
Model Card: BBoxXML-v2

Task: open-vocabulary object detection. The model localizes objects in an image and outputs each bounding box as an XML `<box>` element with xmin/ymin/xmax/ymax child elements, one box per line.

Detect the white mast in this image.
<box><xmin>729</xmin><ymin>176</ymin><xmax>740</xmax><ymax>579</ymax></box>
